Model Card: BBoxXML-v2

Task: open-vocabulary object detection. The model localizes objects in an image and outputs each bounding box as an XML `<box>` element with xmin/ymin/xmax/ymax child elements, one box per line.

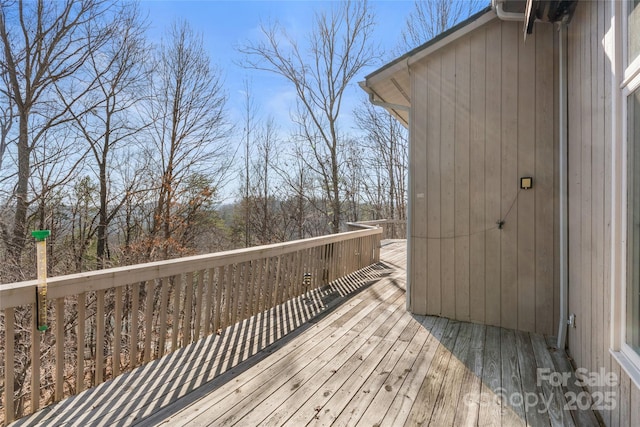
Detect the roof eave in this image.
<box><xmin>365</xmin><ymin>6</ymin><xmax>497</xmax><ymax>87</ymax></box>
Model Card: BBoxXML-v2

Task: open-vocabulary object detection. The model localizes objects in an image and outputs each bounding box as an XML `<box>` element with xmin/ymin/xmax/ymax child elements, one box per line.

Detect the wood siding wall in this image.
<box><xmin>409</xmin><ymin>18</ymin><xmax>559</xmax><ymax>336</ymax></box>
<box><xmin>566</xmin><ymin>2</ymin><xmax>640</xmax><ymax>425</ymax></box>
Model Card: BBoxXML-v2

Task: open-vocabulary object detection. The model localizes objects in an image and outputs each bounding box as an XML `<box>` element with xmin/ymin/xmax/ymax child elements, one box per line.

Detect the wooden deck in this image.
<box><xmin>11</xmin><ymin>241</ymin><xmax>600</xmax><ymax>427</ymax></box>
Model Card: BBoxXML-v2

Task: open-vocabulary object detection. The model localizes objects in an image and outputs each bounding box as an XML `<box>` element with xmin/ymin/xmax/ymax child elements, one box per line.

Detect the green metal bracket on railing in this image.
<box><xmin>32</xmin><ymin>230</ymin><xmax>51</xmax><ymax>332</ymax></box>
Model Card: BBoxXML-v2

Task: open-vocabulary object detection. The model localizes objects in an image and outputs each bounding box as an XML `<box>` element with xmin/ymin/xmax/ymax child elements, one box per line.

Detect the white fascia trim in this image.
<box><xmin>367</xmin><ymin>12</ymin><xmax>498</xmax><ymax>87</ymax></box>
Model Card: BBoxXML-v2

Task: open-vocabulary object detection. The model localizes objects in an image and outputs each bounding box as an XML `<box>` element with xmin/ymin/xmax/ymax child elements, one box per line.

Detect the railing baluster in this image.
<box><xmin>184</xmin><ymin>272</ymin><xmax>194</xmax><ymax>346</ymax></box>
<box><xmin>224</xmin><ymin>264</ymin><xmax>233</xmax><ymax>329</ymax></box>
<box><xmin>171</xmin><ymin>275</ymin><xmax>181</xmax><ymax>351</ymax></box>
<box><xmin>114</xmin><ymin>286</ymin><xmax>123</xmax><ymax>377</ymax></box>
<box><xmin>77</xmin><ymin>292</ymin><xmax>85</xmax><ymax>393</ymax></box>
<box><xmin>55</xmin><ymin>297</ymin><xmax>64</xmax><ymax>402</ymax></box>
<box><xmin>215</xmin><ymin>266</ymin><xmax>224</xmax><ymax>332</ymax></box>
<box><xmin>130</xmin><ymin>283</ymin><xmax>139</xmax><ymax>369</ymax></box>
<box><xmin>247</xmin><ymin>261</ymin><xmax>254</xmax><ymax>320</ymax></box>
<box><xmin>294</xmin><ymin>251</ymin><xmax>302</xmax><ymax>298</ymax></box>
<box><xmin>286</xmin><ymin>253</ymin><xmax>293</xmax><ymax>300</ymax></box>
<box><xmin>253</xmin><ymin>259</ymin><xmax>262</xmax><ymax>314</ymax></box>
<box><xmin>143</xmin><ymin>281</ymin><xmax>153</xmax><ymax>364</ymax></box>
<box><xmin>350</xmin><ymin>238</ymin><xmax>355</xmax><ymax>273</ymax></box>
<box><xmin>292</xmin><ymin>252</ymin><xmax>298</xmax><ymax>297</ymax></box>
<box><xmin>241</xmin><ymin>262</ymin><xmax>251</xmax><ymax>321</ymax></box>
<box><xmin>232</xmin><ymin>263</ymin><xmax>241</xmax><ymax>325</ymax></box>
<box><xmin>158</xmin><ymin>277</ymin><xmax>169</xmax><ymax>358</ymax></box>
<box><xmin>287</xmin><ymin>253</ymin><xmax>294</xmax><ymax>301</ymax></box>
<box><xmin>194</xmin><ymin>270</ymin><xmax>204</xmax><ymax>341</ymax></box>
<box><xmin>5</xmin><ymin>307</ymin><xmax>15</xmax><ymax>424</ymax></box>
<box><xmin>261</xmin><ymin>257</ymin><xmax>269</xmax><ymax>312</ymax></box>
<box><xmin>277</xmin><ymin>255</ymin><xmax>286</xmax><ymax>305</ymax></box>
<box><xmin>204</xmin><ymin>268</ymin><xmax>214</xmax><ymax>336</ymax></box>
<box><xmin>95</xmin><ymin>289</ymin><xmax>105</xmax><ymax>385</ymax></box>
<box><xmin>345</xmin><ymin>239</ymin><xmax>350</xmax><ymax>276</ymax></box>
<box><xmin>250</xmin><ymin>260</ymin><xmax>259</xmax><ymax>318</ymax></box>
<box><xmin>330</xmin><ymin>243</ymin><xmax>336</xmax><ymax>283</ymax></box>
<box><xmin>264</xmin><ymin>257</ymin><xmax>272</xmax><ymax>312</ymax></box>
<box><xmin>238</xmin><ymin>263</ymin><xmax>244</xmax><ymax>322</ymax></box>
<box><xmin>311</xmin><ymin>247</ymin><xmax>319</xmax><ymax>289</ymax></box>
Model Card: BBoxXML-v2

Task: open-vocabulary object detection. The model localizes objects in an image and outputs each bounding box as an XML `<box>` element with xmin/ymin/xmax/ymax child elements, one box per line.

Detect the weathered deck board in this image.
<box><xmin>10</xmin><ymin>241</ymin><xmax>599</xmax><ymax>427</ymax></box>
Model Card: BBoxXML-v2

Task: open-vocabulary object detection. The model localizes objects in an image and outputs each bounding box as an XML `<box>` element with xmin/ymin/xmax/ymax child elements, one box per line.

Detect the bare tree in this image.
<box><xmin>249</xmin><ymin>116</ymin><xmax>279</xmax><ymax>244</ymax></box>
<box><xmin>240</xmin><ymin>0</ymin><xmax>378</xmax><ymax>234</ymax></box>
<box><xmin>240</xmin><ymin>79</ymin><xmax>258</xmax><ymax>247</ymax></box>
<box><xmin>0</xmin><ymin>0</ymin><xmax>113</xmax><ymax>266</ymax></box>
<box><xmin>399</xmin><ymin>0</ymin><xmax>486</xmax><ymax>50</ymax></box>
<box><xmin>276</xmin><ymin>143</ymin><xmax>315</xmax><ymax>240</ymax></box>
<box><xmin>68</xmin><ymin>3</ymin><xmax>150</xmax><ymax>269</ymax></box>
<box><xmin>354</xmin><ymin>101</ymin><xmax>408</xmax><ymax>221</ymax></box>
<box><xmin>0</xmin><ymin>69</ymin><xmax>13</xmax><ymax>173</ymax></box>
<box><xmin>146</xmin><ymin>20</ymin><xmax>232</xmax><ymax>259</ymax></box>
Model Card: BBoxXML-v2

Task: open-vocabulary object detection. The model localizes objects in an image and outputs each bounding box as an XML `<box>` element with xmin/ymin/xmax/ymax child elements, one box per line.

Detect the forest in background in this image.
<box><xmin>0</xmin><ymin>0</ymin><xmax>485</xmax><ymax>421</ymax></box>
<box><xmin>0</xmin><ymin>0</ymin><xmax>422</xmax><ymax>284</ymax></box>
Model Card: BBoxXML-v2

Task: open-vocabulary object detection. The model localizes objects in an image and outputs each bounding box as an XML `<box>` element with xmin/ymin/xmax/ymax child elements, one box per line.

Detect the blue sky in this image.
<box><xmin>142</xmin><ymin>0</ymin><xmax>416</xmax><ymax>131</ymax></box>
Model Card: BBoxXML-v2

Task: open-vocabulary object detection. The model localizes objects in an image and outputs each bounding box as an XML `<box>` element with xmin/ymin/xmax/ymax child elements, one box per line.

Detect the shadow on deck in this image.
<box><xmin>11</xmin><ymin>242</ymin><xmax>600</xmax><ymax>427</ymax></box>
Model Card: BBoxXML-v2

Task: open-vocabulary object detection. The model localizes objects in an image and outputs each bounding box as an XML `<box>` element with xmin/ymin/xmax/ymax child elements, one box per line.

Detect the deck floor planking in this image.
<box><xmin>10</xmin><ymin>241</ymin><xmax>599</xmax><ymax>427</ymax></box>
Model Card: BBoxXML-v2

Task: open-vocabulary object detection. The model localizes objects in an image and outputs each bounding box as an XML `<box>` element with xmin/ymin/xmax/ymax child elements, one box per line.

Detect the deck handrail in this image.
<box><xmin>0</xmin><ymin>228</ymin><xmax>382</xmax><ymax>425</ymax></box>
<box><xmin>347</xmin><ymin>219</ymin><xmax>406</xmax><ymax>240</ymax></box>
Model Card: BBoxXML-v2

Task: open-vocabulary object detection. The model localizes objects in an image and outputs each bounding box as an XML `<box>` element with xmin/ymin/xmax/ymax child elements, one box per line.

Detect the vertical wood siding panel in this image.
<box><xmin>412</xmin><ymin>61</ymin><xmax>429</xmax><ymax>314</ymax></box>
<box><xmin>455</xmin><ymin>37</ymin><xmax>471</xmax><ymax>321</ymax></box>
<box><xmin>591</xmin><ymin>0</ymin><xmax>606</xmax><ymax>386</ymax></box>
<box><xmin>427</xmin><ymin>56</ymin><xmax>443</xmax><ymax>316</ymax></box>
<box><xmin>412</xmin><ymin>237</ymin><xmax>428</xmax><ymax>314</ymax></box>
<box><xmin>558</xmin><ymin>8</ymin><xmax>640</xmax><ymax>421</ymax></box>
<box><xmin>632</xmin><ymin>384</ymin><xmax>640</xmax><ymax>427</ymax></box>
<box><xmin>517</xmin><ymin>24</ymin><xmax>537</xmax><ymax>333</ymax></box>
<box><xmin>580</xmin><ymin>1</ymin><xmax>593</xmax><ymax>375</ymax></box>
<box><xmin>409</xmin><ymin>20</ymin><xmax>559</xmax><ymax>336</ymax></box>
<box><xmin>441</xmin><ymin>46</ymin><xmax>456</xmax><ymax>319</ymax></box>
<box><xmin>484</xmin><ymin>21</ymin><xmax>502</xmax><ymax>327</ymax></box>
<box><xmin>469</xmin><ymin>28</ymin><xmax>487</xmax><ymax>324</ymax></box>
<box><xmin>500</xmin><ymin>22</ymin><xmax>519</xmax><ymax>330</ymax></box>
<box><xmin>535</xmin><ymin>24</ymin><xmax>556</xmax><ymax>336</ymax></box>
<box><xmin>620</xmin><ymin>370</ymin><xmax>631</xmax><ymax>426</ymax></box>
<box><xmin>603</xmin><ymin>1</ymin><xmax>615</xmax><ymax>424</ymax></box>
<box><xmin>567</xmin><ymin>4</ymin><xmax>583</xmax><ymax>370</ymax></box>
<box><xmin>553</xmin><ymin>27</ymin><xmax>562</xmax><ymax>339</ymax></box>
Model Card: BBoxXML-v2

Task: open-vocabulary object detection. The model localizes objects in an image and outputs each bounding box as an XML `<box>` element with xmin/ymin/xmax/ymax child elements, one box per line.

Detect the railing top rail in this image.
<box><xmin>345</xmin><ymin>221</ymin><xmax>380</xmax><ymax>230</ymax></box>
<box><xmin>0</xmin><ymin>227</ymin><xmax>382</xmax><ymax>310</ymax></box>
<box><xmin>351</xmin><ymin>219</ymin><xmax>405</xmax><ymax>224</ymax></box>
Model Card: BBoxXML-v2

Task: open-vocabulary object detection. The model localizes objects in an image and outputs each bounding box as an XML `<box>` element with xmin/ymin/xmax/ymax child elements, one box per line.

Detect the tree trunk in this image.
<box><xmin>9</xmin><ymin>112</ymin><xmax>31</xmax><ymax>265</ymax></box>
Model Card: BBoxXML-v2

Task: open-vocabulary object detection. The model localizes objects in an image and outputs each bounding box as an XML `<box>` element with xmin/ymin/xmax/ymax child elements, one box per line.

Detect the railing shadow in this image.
<box><xmin>387</xmin><ymin>316</ymin><xmax>601</xmax><ymax>426</ymax></box>
<box><xmin>10</xmin><ymin>262</ymin><xmax>396</xmax><ymax>427</ymax></box>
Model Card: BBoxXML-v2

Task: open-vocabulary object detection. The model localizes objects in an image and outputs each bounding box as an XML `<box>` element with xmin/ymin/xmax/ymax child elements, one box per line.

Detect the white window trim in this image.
<box><xmin>611</xmin><ymin>0</ymin><xmax>640</xmax><ymax>390</ymax></box>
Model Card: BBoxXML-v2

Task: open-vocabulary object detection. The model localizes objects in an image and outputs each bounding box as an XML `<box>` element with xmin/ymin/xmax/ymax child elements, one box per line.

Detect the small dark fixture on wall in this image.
<box><xmin>520</xmin><ymin>177</ymin><xmax>533</xmax><ymax>190</ymax></box>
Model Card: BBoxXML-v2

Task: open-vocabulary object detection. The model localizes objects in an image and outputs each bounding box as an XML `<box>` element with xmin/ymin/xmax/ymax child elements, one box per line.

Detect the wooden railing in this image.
<box><xmin>0</xmin><ymin>228</ymin><xmax>382</xmax><ymax>424</ymax></box>
<box><xmin>348</xmin><ymin>219</ymin><xmax>406</xmax><ymax>240</ymax></box>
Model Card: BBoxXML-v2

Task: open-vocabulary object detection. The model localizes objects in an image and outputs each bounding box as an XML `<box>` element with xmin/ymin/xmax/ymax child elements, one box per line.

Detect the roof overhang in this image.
<box><xmin>361</xmin><ymin>7</ymin><xmax>496</xmax><ymax>126</ymax></box>
<box><xmin>362</xmin><ymin>0</ymin><xmax>577</xmax><ymax>123</ymax></box>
